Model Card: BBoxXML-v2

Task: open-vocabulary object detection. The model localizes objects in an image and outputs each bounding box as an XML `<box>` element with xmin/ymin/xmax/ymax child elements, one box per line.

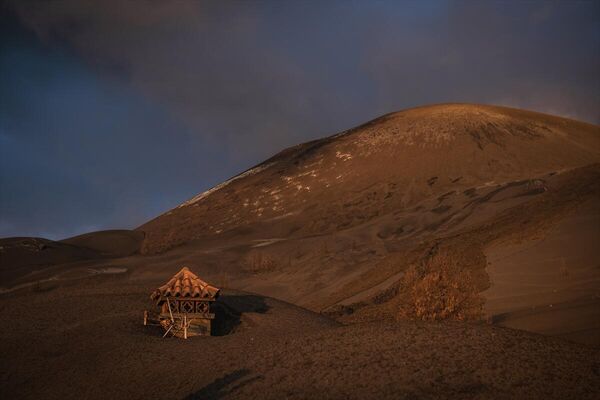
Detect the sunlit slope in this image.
<box><xmin>135</xmin><ymin>104</ymin><xmax>599</xmax><ymax>344</ymax></box>
<box><xmin>139</xmin><ymin>104</ymin><xmax>600</xmax><ymax>254</ymax></box>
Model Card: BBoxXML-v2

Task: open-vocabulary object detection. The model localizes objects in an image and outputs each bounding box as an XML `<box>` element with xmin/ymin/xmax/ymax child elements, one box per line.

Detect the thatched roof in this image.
<box><xmin>151</xmin><ymin>267</ymin><xmax>220</xmax><ymax>302</ymax></box>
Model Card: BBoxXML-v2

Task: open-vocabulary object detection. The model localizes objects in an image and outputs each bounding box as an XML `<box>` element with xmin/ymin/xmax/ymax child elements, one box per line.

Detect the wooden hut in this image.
<box><xmin>144</xmin><ymin>267</ymin><xmax>220</xmax><ymax>338</ymax></box>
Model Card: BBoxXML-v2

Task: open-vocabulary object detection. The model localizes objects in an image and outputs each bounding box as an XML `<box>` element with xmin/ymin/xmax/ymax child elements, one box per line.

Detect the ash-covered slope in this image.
<box><xmin>3</xmin><ymin>278</ymin><xmax>598</xmax><ymax>400</ymax></box>
<box><xmin>140</xmin><ymin>104</ymin><xmax>600</xmax><ymax>254</ymax></box>
<box><xmin>137</xmin><ymin>104</ymin><xmax>600</xmax><ymax>344</ymax></box>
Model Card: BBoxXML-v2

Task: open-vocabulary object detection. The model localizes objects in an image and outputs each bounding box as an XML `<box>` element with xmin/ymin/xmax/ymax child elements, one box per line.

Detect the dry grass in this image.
<box><xmin>243</xmin><ymin>251</ymin><xmax>278</xmax><ymax>274</ymax></box>
<box><xmin>399</xmin><ymin>251</ymin><xmax>484</xmax><ymax>321</ymax></box>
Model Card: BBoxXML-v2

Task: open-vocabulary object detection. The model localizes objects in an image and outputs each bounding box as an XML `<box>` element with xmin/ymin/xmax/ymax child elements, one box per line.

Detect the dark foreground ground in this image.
<box><xmin>1</xmin><ymin>275</ymin><xmax>598</xmax><ymax>400</ymax></box>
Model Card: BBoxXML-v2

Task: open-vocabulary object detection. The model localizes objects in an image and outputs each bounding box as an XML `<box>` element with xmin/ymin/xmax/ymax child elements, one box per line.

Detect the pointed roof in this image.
<box><xmin>151</xmin><ymin>267</ymin><xmax>220</xmax><ymax>302</ymax></box>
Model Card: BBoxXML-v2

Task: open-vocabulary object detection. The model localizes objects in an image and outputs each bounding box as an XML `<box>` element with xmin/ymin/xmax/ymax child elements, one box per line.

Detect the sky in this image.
<box><xmin>1</xmin><ymin>0</ymin><xmax>599</xmax><ymax>240</ymax></box>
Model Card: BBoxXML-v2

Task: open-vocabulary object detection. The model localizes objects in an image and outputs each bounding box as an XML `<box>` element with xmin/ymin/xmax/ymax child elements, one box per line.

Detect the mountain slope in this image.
<box><xmin>140</xmin><ymin>104</ymin><xmax>599</xmax><ymax>254</ymax></box>
<box><xmin>137</xmin><ymin>103</ymin><xmax>600</xmax><ymax>343</ymax></box>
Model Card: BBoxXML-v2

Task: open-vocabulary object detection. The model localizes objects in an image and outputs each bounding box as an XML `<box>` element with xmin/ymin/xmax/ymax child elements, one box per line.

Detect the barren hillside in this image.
<box><xmin>136</xmin><ymin>104</ymin><xmax>600</xmax><ymax>344</ymax></box>
<box><xmin>2</xmin><ymin>104</ymin><xmax>600</xmax><ymax>399</ymax></box>
<box><xmin>2</xmin><ymin>104</ymin><xmax>599</xmax><ymax>345</ymax></box>
<box><xmin>140</xmin><ymin>104</ymin><xmax>600</xmax><ymax>254</ymax></box>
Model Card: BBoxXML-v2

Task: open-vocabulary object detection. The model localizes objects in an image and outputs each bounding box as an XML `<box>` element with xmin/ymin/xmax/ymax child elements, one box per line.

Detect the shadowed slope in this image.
<box><xmin>0</xmin><ymin>230</ymin><xmax>143</xmax><ymax>285</ymax></box>
<box><xmin>61</xmin><ymin>230</ymin><xmax>144</xmax><ymax>257</ymax></box>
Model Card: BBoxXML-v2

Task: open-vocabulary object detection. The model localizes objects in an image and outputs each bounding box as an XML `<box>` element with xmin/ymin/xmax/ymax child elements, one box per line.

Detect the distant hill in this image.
<box><xmin>61</xmin><ymin>230</ymin><xmax>144</xmax><ymax>257</ymax></box>
<box><xmin>0</xmin><ymin>230</ymin><xmax>143</xmax><ymax>285</ymax></box>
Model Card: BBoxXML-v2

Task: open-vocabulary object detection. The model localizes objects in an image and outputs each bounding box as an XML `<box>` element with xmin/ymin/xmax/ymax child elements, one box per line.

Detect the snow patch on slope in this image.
<box><xmin>178</xmin><ymin>163</ymin><xmax>274</xmax><ymax>208</ymax></box>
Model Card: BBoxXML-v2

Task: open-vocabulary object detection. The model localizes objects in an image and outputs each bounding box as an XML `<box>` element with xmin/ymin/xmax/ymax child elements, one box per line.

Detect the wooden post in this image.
<box><xmin>184</xmin><ymin>314</ymin><xmax>187</xmax><ymax>339</ymax></box>
<box><xmin>162</xmin><ymin>324</ymin><xmax>174</xmax><ymax>338</ymax></box>
<box><xmin>166</xmin><ymin>297</ymin><xmax>174</xmax><ymax>322</ymax></box>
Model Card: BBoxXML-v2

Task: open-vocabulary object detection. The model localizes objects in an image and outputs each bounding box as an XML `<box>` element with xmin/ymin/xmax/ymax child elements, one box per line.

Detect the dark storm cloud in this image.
<box><xmin>0</xmin><ymin>10</ymin><xmax>223</xmax><ymax>238</ymax></box>
<box><xmin>360</xmin><ymin>1</ymin><xmax>600</xmax><ymax>122</ymax></box>
<box><xmin>2</xmin><ymin>0</ymin><xmax>599</xmax><ymax>239</ymax></box>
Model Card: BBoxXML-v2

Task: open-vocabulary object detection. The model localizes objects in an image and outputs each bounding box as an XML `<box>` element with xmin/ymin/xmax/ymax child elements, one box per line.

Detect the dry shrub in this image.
<box><xmin>243</xmin><ymin>251</ymin><xmax>278</xmax><ymax>274</ymax></box>
<box><xmin>400</xmin><ymin>251</ymin><xmax>483</xmax><ymax>321</ymax></box>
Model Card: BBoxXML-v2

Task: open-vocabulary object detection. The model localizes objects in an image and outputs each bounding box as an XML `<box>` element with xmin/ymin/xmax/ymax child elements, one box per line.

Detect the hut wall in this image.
<box><xmin>189</xmin><ymin>318</ymin><xmax>211</xmax><ymax>336</ymax></box>
<box><xmin>171</xmin><ymin>317</ymin><xmax>211</xmax><ymax>338</ymax></box>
